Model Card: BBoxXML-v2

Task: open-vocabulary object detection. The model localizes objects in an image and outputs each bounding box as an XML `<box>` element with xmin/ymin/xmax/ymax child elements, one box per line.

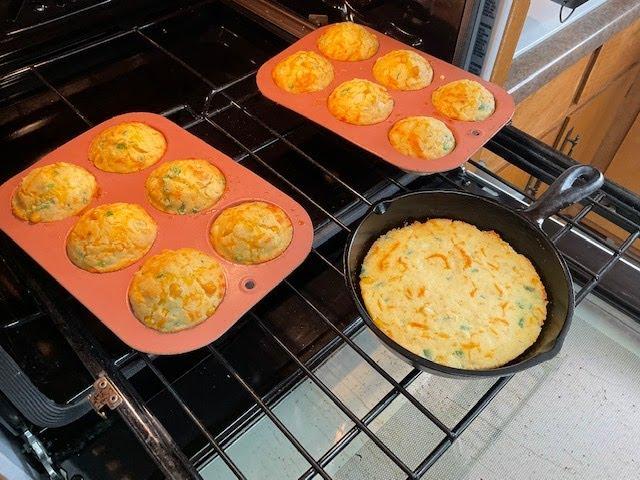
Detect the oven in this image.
<box><xmin>1</xmin><ymin>1</ymin><xmax>639</xmax><ymax>479</ymax></box>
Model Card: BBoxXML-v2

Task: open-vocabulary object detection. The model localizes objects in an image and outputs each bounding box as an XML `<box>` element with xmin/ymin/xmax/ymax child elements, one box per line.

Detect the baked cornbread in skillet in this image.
<box><xmin>89</xmin><ymin>122</ymin><xmax>166</xmax><ymax>173</ymax></box>
<box><xmin>317</xmin><ymin>22</ymin><xmax>379</xmax><ymax>61</ymax></box>
<box><xmin>372</xmin><ymin>50</ymin><xmax>433</xmax><ymax>91</ymax></box>
<box><xmin>272</xmin><ymin>51</ymin><xmax>334</xmax><ymax>93</ymax></box>
<box><xmin>12</xmin><ymin>162</ymin><xmax>97</xmax><ymax>223</ymax></box>
<box><xmin>388</xmin><ymin>116</ymin><xmax>455</xmax><ymax>159</ymax></box>
<box><xmin>210</xmin><ymin>201</ymin><xmax>293</xmax><ymax>265</ymax></box>
<box><xmin>327</xmin><ymin>79</ymin><xmax>394</xmax><ymax>125</ymax></box>
<box><xmin>66</xmin><ymin>202</ymin><xmax>157</xmax><ymax>273</ymax></box>
<box><xmin>145</xmin><ymin>159</ymin><xmax>225</xmax><ymax>215</ymax></box>
<box><xmin>432</xmin><ymin>79</ymin><xmax>495</xmax><ymax>121</ymax></box>
<box><xmin>360</xmin><ymin>219</ymin><xmax>547</xmax><ymax>369</ymax></box>
<box><xmin>129</xmin><ymin>248</ymin><xmax>226</xmax><ymax>333</ymax></box>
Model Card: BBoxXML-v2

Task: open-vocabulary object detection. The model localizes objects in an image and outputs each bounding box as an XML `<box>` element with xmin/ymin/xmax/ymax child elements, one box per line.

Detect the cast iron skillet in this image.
<box><xmin>345</xmin><ymin>165</ymin><xmax>604</xmax><ymax>377</ymax></box>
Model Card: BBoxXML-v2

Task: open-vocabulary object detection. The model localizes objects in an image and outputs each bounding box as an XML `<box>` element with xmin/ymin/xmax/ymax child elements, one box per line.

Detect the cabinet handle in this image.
<box><xmin>560</xmin><ymin>126</ymin><xmax>581</xmax><ymax>157</ymax></box>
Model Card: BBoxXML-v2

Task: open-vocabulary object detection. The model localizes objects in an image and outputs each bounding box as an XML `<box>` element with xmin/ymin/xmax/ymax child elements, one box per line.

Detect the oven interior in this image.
<box><xmin>0</xmin><ymin>1</ymin><xmax>639</xmax><ymax>479</ymax></box>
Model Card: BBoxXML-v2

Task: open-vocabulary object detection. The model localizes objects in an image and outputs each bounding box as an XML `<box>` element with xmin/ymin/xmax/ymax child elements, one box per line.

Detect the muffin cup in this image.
<box><xmin>0</xmin><ymin>113</ymin><xmax>313</xmax><ymax>354</ymax></box>
<box><xmin>257</xmin><ymin>24</ymin><xmax>515</xmax><ymax>174</ymax></box>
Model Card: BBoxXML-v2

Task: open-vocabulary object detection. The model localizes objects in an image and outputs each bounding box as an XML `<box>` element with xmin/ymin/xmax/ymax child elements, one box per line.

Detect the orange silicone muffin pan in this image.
<box><xmin>0</xmin><ymin>113</ymin><xmax>313</xmax><ymax>355</ymax></box>
<box><xmin>257</xmin><ymin>24</ymin><xmax>515</xmax><ymax>174</ymax></box>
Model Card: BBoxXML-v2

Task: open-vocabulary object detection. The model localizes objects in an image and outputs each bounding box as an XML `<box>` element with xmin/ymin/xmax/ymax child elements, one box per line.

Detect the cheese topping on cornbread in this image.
<box><xmin>360</xmin><ymin>219</ymin><xmax>547</xmax><ymax>369</ymax></box>
<box><xmin>372</xmin><ymin>50</ymin><xmax>433</xmax><ymax>91</ymax></box>
<box><xmin>327</xmin><ymin>78</ymin><xmax>394</xmax><ymax>125</ymax></box>
<box><xmin>129</xmin><ymin>248</ymin><xmax>226</xmax><ymax>333</ymax></box>
<box><xmin>66</xmin><ymin>202</ymin><xmax>157</xmax><ymax>273</ymax></box>
<box><xmin>145</xmin><ymin>159</ymin><xmax>225</xmax><ymax>215</ymax></box>
<box><xmin>317</xmin><ymin>22</ymin><xmax>379</xmax><ymax>61</ymax></box>
<box><xmin>210</xmin><ymin>201</ymin><xmax>293</xmax><ymax>265</ymax></box>
<box><xmin>388</xmin><ymin>116</ymin><xmax>455</xmax><ymax>159</ymax></box>
<box><xmin>11</xmin><ymin>162</ymin><xmax>97</xmax><ymax>223</ymax></box>
<box><xmin>89</xmin><ymin>122</ymin><xmax>166</xmax><ymax>173</ymax></box>
<box><xmin>272</xmin><ymin>51</ymin><xmax>334</xmax><ymax>93</ymax></box>
<box><xmin>432</xmin><ymin>79</ymin><xmax>495</xmax><ymax>122</ymax></box>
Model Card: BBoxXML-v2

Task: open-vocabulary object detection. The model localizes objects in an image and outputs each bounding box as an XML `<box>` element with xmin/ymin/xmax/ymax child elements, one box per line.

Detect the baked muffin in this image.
<box><xmin>66</xmin><ymin>203</ymin><xmax>157</xmax><ymax>273</ymax></box>
<box><xmin>145</xmin><ymin>159</ymin><xmax>225</xmax><ymax>215</ymax></box>
<box><xmin>317</xmin><ymin>22</ymin><xmax>378</xmax><ymax>61</ymax></box>
<box><xmin>210</xmin><ymin>201</ymin><xmax>293</xmax><ymax>265</ymax></box>
<box><xmin>89</xmin><ymin>122</ymin><xmax>166</xmax><ymax>173</ymax></box>
<box><xmin>372</xmin><ymin>50</ymin><xmax>433</xmax><ymax>91</ymax></box>
<box><xmin>272</xmin><ymin>51</ymin><xmax>334</xmax><ymax>93</ymax></box>
<box><xmin>129</xmin><ymin>248</ymin><xmax>226</xmax><ymax>333</ymax></box>
<box><xmin>388</xmin><ymin>116</ymin><xmax>455</xmax><ymax>159</ymax></box>
<box><xmin>432</xmin><ymin>79</ymin><xmax>495</xmax><ymax>121</ymax></box>
<box><xmin>327</xmin><ymin>79</ymin><xmax>394</xmax><ymax>125</ymax></box>
<box><xmin>360</xmin><ymin>219</ymin><xmax>547</xmax><ymax>370</ymax></box>
<box><xmin>11</xmin><ymin>162</ymin><xmax>97</xmax><ymax>223</ymax></box>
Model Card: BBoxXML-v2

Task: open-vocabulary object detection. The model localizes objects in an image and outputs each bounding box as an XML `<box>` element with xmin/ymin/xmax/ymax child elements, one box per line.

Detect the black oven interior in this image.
<box><xmin>0</xmin><ymin>1</ymin><xmax>639</xmax><ymax>479</ymax></box>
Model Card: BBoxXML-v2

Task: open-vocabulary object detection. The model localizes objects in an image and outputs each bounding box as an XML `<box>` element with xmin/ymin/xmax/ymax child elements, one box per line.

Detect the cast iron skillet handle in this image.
<box><xmin>521</xmin><ymin>165</ymin><xmax>604</xmax><ymax>226</ymax></box>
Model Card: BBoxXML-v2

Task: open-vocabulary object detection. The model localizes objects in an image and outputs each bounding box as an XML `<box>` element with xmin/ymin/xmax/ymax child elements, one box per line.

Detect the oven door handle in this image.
<box><xmin>0</xmin><ymin>345</ymin><xmax>91</xmax><ymax>427</ymax></box>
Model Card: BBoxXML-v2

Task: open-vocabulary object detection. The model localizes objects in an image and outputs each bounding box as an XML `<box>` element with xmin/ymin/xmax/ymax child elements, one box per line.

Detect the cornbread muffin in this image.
<box><xmin>210</xmin><ymin>201</ymin><xmax>293</xmax><ymax>265</ymax></box>
<box><xmin>89</xmin><ymin>122</ymin><xmax>166</xmax><ymax>173</ymax></box>
<box><xmin>11</xmin><ymin>162</ymin><xmax>97</xmax><ymax>223</ymax></box>
<box><xmin>317</xmin><ymin>22</ymin><xmax>378</xmax><ymax>61</ymax></box>
<box><xmin>66</xmin><ymin>203</ymin><xmax>157</xmax><ymax>273</ymax></box>
<box><xmin>129</xmin><ymin>248</ymin><xmax>226</xmax><ymax>333</ymax></box>
<box><xmin>388</xmin><ymin>116</ymin><xmax>455</xmax><ymax>159</ymax></box>
<box><xmin>327</xmin><ymin>79</ymin><xmax>394</xmax><ymax>125</ymax></box>
<box><xmin>360</xmin><ymin>219</ymin><xmax>547</xmax><ymax>370</ymax></box>
<box><xmin>372</xmin><ymin>50</ymin><xmax>433</xmax><ymax>91</ymax></box>
<box><xmin>272</xmin><ymin>51</ymin><xmax>334</xmax><ymax>93</ymax></box>
<box><xmin>432</xmin><ymin>79</ymin><xmax>495</xmax><ymax>121</ymax></box>
<box><xmin>145</xmin><ymin>159</ymin><xmax>225</xmax><ymax>215</ymax></box>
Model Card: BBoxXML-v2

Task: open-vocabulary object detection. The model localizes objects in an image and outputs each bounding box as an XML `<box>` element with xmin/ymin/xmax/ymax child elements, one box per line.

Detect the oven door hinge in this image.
<box><xmin>88</xmin><ymin>375</ymin><xmax>123</xmax><ymax>419</ymax></box>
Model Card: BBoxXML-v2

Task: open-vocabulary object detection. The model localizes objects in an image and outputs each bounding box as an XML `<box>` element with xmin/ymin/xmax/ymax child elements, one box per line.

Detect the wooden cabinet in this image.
<box><xmin>511</xmin><ymin>56</ymin><xmax>590</xmax><ymax>138</ymax></box>
<box><xmin>556</xmin><ymin>65</ymin><xmax>638</xmax><ymax>166</ymax></box>
<box><xmin>605</xmin><ymin>113</ymin><xmax>640</xmax><ymax>194</ymax></box>
<box><xmin>576</xmin><ymin>17</ymin><xmax>640</xmax><ymax>103</ymax></box>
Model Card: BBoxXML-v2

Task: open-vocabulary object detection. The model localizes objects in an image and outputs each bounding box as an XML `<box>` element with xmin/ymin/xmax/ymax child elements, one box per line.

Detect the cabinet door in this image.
<box><xmin>605</xmin><ymin>113</ymin><xmax>640</xmax><ymax>194</ymax></box>
<box><xmin>557</xmin><ymin>66</ymin><xmax>638</xmax><ymax>165</ymax></box>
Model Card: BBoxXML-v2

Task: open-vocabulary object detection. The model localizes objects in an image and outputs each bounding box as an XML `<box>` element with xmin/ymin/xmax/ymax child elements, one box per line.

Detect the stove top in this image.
<box><xmin>0</xmin><ymin>1</ymin><xmax>639</xmax><ymax>479</ymax></box>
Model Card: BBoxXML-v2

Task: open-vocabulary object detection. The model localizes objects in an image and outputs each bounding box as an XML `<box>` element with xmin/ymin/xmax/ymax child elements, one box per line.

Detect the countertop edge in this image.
<box><xmin>506</xmin><ymin>0</ymin><xmax>640</xmax><ymax>102</ymax></box>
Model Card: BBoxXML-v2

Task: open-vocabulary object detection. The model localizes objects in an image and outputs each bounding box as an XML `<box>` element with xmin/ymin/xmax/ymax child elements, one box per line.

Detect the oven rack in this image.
<box><xmin>0</xmin><ymin>2</ymin><xmax>639</xmax><ymax>478</ymax></box>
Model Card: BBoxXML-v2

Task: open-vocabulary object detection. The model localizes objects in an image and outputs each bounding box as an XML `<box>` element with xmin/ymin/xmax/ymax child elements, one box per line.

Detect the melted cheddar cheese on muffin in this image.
<box><xmin>89</xmin><ymin>122</ymin><xmax>166</xmax><ymax>173</ymax></box>
<box><xmin>372</xmin><ymin>50</ymin><xmax>433</xmax><ymax>91</ymax></box>
<box><xmin>145</xmin><ymin>159</ymin><xmax>225</xmax><ymax>215</ymax></box>
<box><xmin>360</xmin><ymin>219</ymin><xmax>547</xmax><ymax>370</ymax></box>
<box><xmin>11</xmin><ymin>162</ymin><xmax>97</xmax><ymax>223</ymax></box>
<box><xmin>66</xmin><ymin>203</ymin><xmax>157</xmax><ymax>273</ymax></box>
<box><xmin>210</xmin><ymin>201</ymin><xmax>293</xmax><ymax>265</ymax></box>
<box><xmin>317</xmin><ymin>22</ymin><xmax>378</xmax><ymax>61</ymax></box>
<box><xmin>327</xmin><ymin>79</ymin><xmax>394</xmax><ymax>125</ymax></box>
<box><xmin>432</xmin><ymin>79</ymin><xmax>495</xmax><ymax>121</ymax></box>
<box><xmin>388</xmin><ymin>116</ymin><xmax>455</xmax><ymax>159</ymax></box>
<box><xmin>129</xmin><ymin>248</ymin><xmax>226</xmax><ymax>333</ymax></box>
<box><xmin>272</xmin><ymin>51</ymin><xmax>334</xmax><ymax>93</ymax></box>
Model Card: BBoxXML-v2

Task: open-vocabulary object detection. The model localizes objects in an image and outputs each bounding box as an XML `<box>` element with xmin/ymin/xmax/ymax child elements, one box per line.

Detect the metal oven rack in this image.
<box><xmin>1</xmin><ymin>1</ymin><xmax>639</xmax><ymax>479</ymax></box>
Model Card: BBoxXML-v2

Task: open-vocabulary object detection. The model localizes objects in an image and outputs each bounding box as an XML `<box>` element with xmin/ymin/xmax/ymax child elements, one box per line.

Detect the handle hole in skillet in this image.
<box><xmin>244</xmin><ymin>279</ymin><xmax>256</xmax><ymax>290</ymax></box>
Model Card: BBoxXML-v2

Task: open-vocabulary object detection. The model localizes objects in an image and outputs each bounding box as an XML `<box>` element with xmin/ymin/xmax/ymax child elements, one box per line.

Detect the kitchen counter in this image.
<box><xmin>506</xmin><ymin>0</ymin><xmax>640</xmax><ymax>102</ymax></box>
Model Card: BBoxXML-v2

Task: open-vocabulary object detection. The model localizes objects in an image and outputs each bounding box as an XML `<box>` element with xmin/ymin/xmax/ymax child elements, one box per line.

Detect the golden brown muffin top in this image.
<box><xmin>89</xmin><ymin>122</ymin><xmax>166</xmax><ymax>173</ymax></box>
<box><xmin>145</xmin><ymin>159</ymin><xmax>226</xmax><ymax>215</ymax></box>
<box><xmin>317</xmin><ymin>22</ymin><xmax>379</xmax><ymax>61</ymax></box>
<box><xmin>129</xmin><ymin>248</ymin><xmax>226</xmax><ymax>332</ymax></box>
<box><xmin>11</xmin><ymin>162</ymin><xmax>97</xmax><ymax>223</ymax></box>
<box><xmin>372</xmin><ymin>50</ymin><xmax>433</xmax><ymax>91</ymax></box>
<box><xmin>66</xmin><ymin>202</ymin><xmax>157</xmax><ymax>273</ymax></box>
<box><xmin>210</xmin><ymin>201</ymin><xmax>293</xmax><ymax>265</ymax></box>
<box><xmin>272</xmin><ymin>50</ymin><xmax>334</xmax><ymax>93</ymax></box>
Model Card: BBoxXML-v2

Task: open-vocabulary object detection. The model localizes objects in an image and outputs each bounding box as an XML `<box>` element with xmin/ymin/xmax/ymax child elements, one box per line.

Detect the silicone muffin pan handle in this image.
<box><xmin>521</xmin><ymin>165</ymin><xmax>604</xmax><ymax>227</ymax></box>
